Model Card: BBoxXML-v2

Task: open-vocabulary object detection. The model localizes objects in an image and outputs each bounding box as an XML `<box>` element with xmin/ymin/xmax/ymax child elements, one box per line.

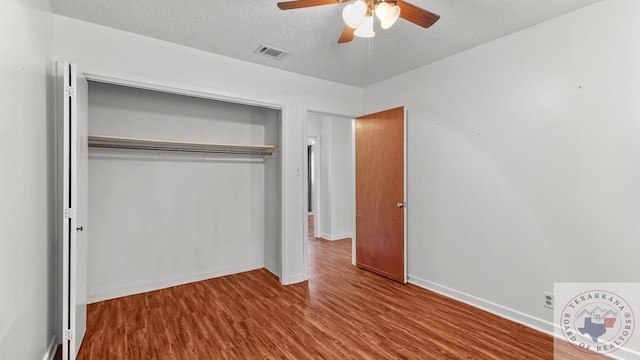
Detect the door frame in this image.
<box><xmin>81</xmin><ymin>73</ymin><xmax>287</xmax><ymax>282</ymax></box>
<box><xmin>302</xmin><ymin>108</ymin><xmax>359</xmax><ymax>280</ymax></box>
<box><xmin>403</xmin><ymin>107</ymin><xmax>408</xmax><ymax>282</ymax></box>
<box><xmin>302</xmin><ymin>107</ymin><xmax>408</xmax><ymax>281</ymax></box>
<box><xmin>56</xmin><ymin>67</ymin><xmax>289</xmax><ymax>346</ymax></box>
<box><xmin>79</xmin><ymin>71</ymin><xmax>287</xmax><ymax>281</ymax></box>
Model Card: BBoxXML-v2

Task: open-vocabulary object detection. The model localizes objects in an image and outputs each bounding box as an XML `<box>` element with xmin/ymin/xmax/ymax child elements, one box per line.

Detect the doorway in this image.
<box><xmin>354</xmin><ymin>106</ymin><xmax>406</xmax><ymax>283</ymax></box>
<box><xmin>304</xmin><ymin>107</ymin><xmax>407</xmax><ymax>283</ymax></box>
<box><xmin>305</xmin><ymin>112</ymin><xmax>356</xmax><ymax>271</ymax></box>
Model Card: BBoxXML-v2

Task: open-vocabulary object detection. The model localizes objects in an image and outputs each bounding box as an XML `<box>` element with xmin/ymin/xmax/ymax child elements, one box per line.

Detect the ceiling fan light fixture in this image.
<box><xmin>342</xmin><ymin>0</ymin><xmax>367</xmax><ymax>28</ymax></box>
<box><xmin>375</xmin><ymin>1</ymin><xmax>401</xmax><ymax>30</ymax></box>
<box><xmin>354</xmin><ymin>15</ymin><xmax>375</xmax><ymax>38</ymax></box>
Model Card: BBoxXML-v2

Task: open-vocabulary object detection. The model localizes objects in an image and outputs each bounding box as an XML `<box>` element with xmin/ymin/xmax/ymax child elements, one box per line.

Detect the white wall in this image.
<box><xmin>0</xmin><ymin>0</ymin><xmax>57</xmax><ymax>358</ymax></box>
<box><xmin>87</xmin><ymin>82</ymin><xmax>280</xmax><ymax>301</ymax></box>
<box><xmin>319</xmin><ymin>118</ymin><xmax>333</xmax><ymax>237</ymax></box>
<box><xmin>307</xmin><ymin>113</ymin><xmax>354</xmax><ymax>241</ymax></box>
<box><xmin>364</xmin><ymin>0</ymin><xmax>640</xmax><ymax>333</ymax></box>
<box><xmin>52</xmin><ymin>15</ymin><xmax>363</xmax><ymax>284</ymax></box>
<box><xmin>307</xmin><ymin>117</ymin><xmax>321</xmax><ymax>218</ymax></box>
<box><xmin>329</xmin><ymin>117</ymin><xmax>353</xmax><ymax>240</ymax></box>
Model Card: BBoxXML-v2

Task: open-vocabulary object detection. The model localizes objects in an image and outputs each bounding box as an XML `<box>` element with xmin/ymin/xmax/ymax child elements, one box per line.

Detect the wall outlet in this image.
<box><xmin>543</xmin><ymin>291</ymin><xmax>554</xmax><ymax>310</ymax></box>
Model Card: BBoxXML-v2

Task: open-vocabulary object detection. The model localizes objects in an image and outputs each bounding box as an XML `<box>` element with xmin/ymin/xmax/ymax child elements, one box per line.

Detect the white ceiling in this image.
<box><xmin>49</xmin><ymin>0</ymin><xmax>602</xmax><ymax>87</ymax></box>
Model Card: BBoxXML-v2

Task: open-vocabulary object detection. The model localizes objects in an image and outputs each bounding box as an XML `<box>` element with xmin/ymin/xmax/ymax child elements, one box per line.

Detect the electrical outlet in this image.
<box><xmin>543</xmin><ymin>292</ymin><xmax>554</xmax><ymax>310</ymax></box>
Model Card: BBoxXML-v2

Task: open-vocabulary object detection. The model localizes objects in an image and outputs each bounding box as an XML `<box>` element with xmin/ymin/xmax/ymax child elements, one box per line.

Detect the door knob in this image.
<box><xmin>396</xmin><ymin>202</ymin><xmax>404</xmax><ymax>208</ymax></box>
<box><xmin>76</xmin><ymin>226</ymin><xmax>84</xmax><ymax>231</ymax></box>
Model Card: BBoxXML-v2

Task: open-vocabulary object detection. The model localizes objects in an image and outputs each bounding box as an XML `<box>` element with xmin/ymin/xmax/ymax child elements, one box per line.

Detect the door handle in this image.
<box><xmin>396</xmin><ymin>202</ymin><xmax>404</xmax><ymax>208</ymax></box>
<box><xmin>76</xmin><ymin>226</ymin><xmax>84</xmax><ymax>231</ymax></box>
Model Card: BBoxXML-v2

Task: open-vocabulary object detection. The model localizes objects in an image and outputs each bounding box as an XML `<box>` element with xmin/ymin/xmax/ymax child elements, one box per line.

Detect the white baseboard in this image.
<box><xmin>609</xmin><ymin>346</ymin><xmax>640</xmax><ymax>360</ymax></box>
<box><xmin>319</xmin><ymin>232</ymin><xmax>352</xmax><ymax>241</ymax></box>
<box><xmin>407</xmin><ymin>274</ymin><xmax>555</xmax><ymax>336</ymax></box>
<box><xmin>87</xmin><ymin>263</ymin><xmax>264</xmax><ymax>303</ymax></box>
<box><xmin>42</xmin><ymin>335</ymin><xmax>58</xmax><ymax>360</ymax></box>
<box><xmin>282</xmin><ymin>273</ymin><xmax>307</xmax><ymax>285</ymax></box>
<box><xmin>264</xmin><ymin>263</ymin><xmax>281</xmax><ymax>279</ymax></box>
<box><xmin>408</xmin><ymin>275</ymin><xmax>640</xmax><ymax>358</ymax></box>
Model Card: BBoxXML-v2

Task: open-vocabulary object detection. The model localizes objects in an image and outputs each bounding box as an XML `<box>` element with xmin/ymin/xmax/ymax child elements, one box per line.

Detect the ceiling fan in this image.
<box><xmin>277</xmin><ymin>0</ymin><xmax>440</xmax><ymax>43</ymax></box>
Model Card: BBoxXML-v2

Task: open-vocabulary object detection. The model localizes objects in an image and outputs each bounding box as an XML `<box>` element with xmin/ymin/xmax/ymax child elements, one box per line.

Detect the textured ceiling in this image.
<box><xmin>49</xmin><ymin>0</ymin><xmax>602</xmax><ymax>87</ymax></box>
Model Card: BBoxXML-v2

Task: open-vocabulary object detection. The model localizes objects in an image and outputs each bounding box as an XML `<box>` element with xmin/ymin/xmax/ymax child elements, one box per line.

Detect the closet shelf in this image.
<box><xmin>88</xmin><ymin>135</ymin><xmax>277</xmax><ymax>156</ymax></box>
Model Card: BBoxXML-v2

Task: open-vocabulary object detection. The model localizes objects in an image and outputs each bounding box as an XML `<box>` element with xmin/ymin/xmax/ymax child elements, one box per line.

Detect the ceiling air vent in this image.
<box><xmin>254</xmin><ymin>45</ymin><xmax>290</xmax><ymax>60</ymax></box>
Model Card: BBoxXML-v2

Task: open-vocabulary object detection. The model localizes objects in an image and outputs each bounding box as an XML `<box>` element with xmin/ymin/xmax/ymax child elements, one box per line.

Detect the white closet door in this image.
<box><xmin>60</xmin><ymin>61</ymin><xmax>88</xmax><ymax>360</ymax></box>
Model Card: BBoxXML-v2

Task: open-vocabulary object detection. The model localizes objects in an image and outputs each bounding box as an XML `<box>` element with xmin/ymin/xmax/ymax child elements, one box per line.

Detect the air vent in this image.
<box><xmin>254</xmin><ymin>45</ymin><xmax>290</xmax><ymax>60</ymax></box>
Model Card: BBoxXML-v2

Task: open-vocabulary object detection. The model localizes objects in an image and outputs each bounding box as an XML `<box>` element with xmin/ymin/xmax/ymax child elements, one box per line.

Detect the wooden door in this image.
<box><xmin>59</xmin><ymin>62</ymin><xmax>88</xmax><ymax>360</ymax></box>
<box><xmin>355</xmin><ymin>106</ymin><xmax>406</xmax><ymax>283</ymax></box>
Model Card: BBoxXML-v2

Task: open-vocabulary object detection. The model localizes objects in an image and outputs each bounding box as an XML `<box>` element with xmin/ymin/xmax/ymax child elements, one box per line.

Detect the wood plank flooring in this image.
<box><xmin>66</xmin><ymin>216</ymin><xmax>608</xmax><ymax>359</ymax></box>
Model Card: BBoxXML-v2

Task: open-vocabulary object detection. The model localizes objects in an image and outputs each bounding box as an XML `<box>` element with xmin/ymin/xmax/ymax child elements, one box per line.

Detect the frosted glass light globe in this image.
<box><xmin>375</xmin><ymin>2</ymin><xmax>401</xmax><ymax>30</ymax></box>
<box><xmin>343</xmin><ymin>0</ymin><xmax>367</xmax><ymax>28</ymax></box>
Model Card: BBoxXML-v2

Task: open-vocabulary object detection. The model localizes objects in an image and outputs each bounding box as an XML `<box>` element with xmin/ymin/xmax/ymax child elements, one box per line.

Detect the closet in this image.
<box><xmin>85</xmin><ymin>81</ymin><xmax>282</xmax><ymax>303</ymax></box>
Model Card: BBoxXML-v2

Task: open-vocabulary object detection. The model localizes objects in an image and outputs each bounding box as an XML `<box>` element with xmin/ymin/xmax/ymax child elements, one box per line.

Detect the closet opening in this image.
<box><xmin>85</xmin><ymin>80</ymin><xmax>283</xmax><ymax>303</ymax></box>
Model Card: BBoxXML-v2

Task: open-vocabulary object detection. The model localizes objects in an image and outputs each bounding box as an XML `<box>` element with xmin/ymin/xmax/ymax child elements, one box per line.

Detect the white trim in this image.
<box><xmin>87</xmin><ymin>263</ymin><xmax>264</xmax><ymax>303</ymax></box>
<box><xmin>310</xmin><ymin>135</ymin><xmax>322</xmax><ymax>239</ymax></box>
<box><xmin>81</xmin><ymin>69</ymin><xmax>283</xmax><ymax>111</ymax></box>
<box><xmin>403</xmin><ymin>107</ymin><xmax>408</xmax><ymax>284</ymax></box>
<box><xmin>319</xmin><ymin>232</ymin><xmax>353</xmax><ymax>241</ymax></box>
<box><xmin>608</xmin><ymin>346</ymin><xmax>640</xmax><ymax>360</ymax></box>
<box><xmin>42</xmin><ymin>335</ymin><xmax>58</xmax><ymax>360</ymax></box>
<box><xmin>407</xmin><ymin>274</ymin><xmax>555</xmax><ymax>335</ymax></box>
<box><xmin>351</xmin><ymin>119</ymin><xmax>356</xmax><ymax>265</ymax></box>
<box><xmin>305</xmin><ymin>108</ymin><xmax>359</xmax><ymax>120</ymax></box>
<box><xmin>279</xmin><ymin>107</ymin><xmax>287</xmax><ymax>284</ymax></box>
<box><xmin>301</xmin><ymin>106</ymin><xmax>310</xmax><ymax>284</ymax></box>
<box><xmin>283</xmin><ymin>273</ymin><xmax>307</xmax><ymax>285</ymax></box>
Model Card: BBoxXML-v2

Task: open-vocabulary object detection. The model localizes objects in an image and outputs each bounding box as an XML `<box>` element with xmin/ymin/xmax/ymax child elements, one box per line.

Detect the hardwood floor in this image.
<box><xmin>68</xmin><ymin>216</ymin><xmax>606</xmax><ymax>359</ymax></box>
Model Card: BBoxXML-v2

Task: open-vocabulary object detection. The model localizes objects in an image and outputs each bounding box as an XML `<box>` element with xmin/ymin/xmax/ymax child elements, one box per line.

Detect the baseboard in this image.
<box><xmin>282</xmin><ymin>273</ymin><xmax>307</xmax><ymax>285</ymax></box>
<box><xmin>407</xmin><ymin>274</ymin><xmax>555</xmax><ymax>336</ymax></box>
<box><xmin>264</xmin><ymin>263</ymin><xmax>281</xmax><ymax>279</ymax></box>
<box><xmin>42</xmin><ymin>335</ymin><xmax>58</xmax><ymax>360</ymax></box>
<box><xmin>607</xmin><ymin>346</ymin><xmax>640</xmax><ymax>360</ymax></box>
<box><xmin>88</xmin><ymin>263</ymin><xmax>264</xmax><ymax>303</ymax></box>
<box><xmin>319</xmin><ymin>232</ymin><xmax>352</xmax><ymax>241</ymax></box>
<box><xmin>410</xmin><ymin>279</ymin><xmax>638</xmax><ymax>358</ymax></box>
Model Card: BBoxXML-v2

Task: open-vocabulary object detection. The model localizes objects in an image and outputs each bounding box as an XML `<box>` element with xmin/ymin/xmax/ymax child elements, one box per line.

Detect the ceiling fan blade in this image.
<box><xmin>277</xmin><ymin>0</ymin><xmax>344</xmax><ymax>10</ymax></box>
<box><xmin>338</xmin><ymin>26</ymin><xmax>355</xmax><ymax>43</ymax></box>
<box><xmin>397</xmin><ymin>1</ymin><xmax>440</xmax><ymax>28</ymax></box>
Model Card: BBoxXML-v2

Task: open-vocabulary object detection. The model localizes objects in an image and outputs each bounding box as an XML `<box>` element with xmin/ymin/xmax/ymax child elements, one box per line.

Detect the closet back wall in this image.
<box><xmin>87</xmin><ymin>82</ymin><xmax>280</xmax><ymax>302</ymax></box>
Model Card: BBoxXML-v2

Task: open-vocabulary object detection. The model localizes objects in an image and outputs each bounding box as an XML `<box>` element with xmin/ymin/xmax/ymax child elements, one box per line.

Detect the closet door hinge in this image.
<box><xmin>64</xmin><ymin>208</ymin><xmax>75</xmax><ymax>219</ymax></box>
<box><xmin>64</xmin><ymin>329</ymin><xmax>74</xmax><ymax>341</ymax></box>
<box><xmin>64</xmin><ymin>85</ymin><xmax>76</xmax><ymax>98</ymax></box>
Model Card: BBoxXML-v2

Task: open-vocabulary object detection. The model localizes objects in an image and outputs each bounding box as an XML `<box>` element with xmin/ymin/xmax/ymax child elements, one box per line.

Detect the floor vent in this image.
<box><xmin>254</xmin><ymin>45</ymin><xmax>290</xmax><ymax>60</ymax></box>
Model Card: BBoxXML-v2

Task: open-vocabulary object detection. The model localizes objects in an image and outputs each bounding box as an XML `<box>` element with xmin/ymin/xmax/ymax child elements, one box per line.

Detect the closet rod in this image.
<box><xmin>88</xmin><ymin>143</ymin><xmax>273</xmax><ymax>156</ymax></box>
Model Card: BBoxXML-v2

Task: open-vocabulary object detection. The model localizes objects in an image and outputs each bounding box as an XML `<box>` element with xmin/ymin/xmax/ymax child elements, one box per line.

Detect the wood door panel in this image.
<box><xmin>355</xmin><ymin>106</ymin><xmax>405</xmax><ymax>282</ymax></box>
